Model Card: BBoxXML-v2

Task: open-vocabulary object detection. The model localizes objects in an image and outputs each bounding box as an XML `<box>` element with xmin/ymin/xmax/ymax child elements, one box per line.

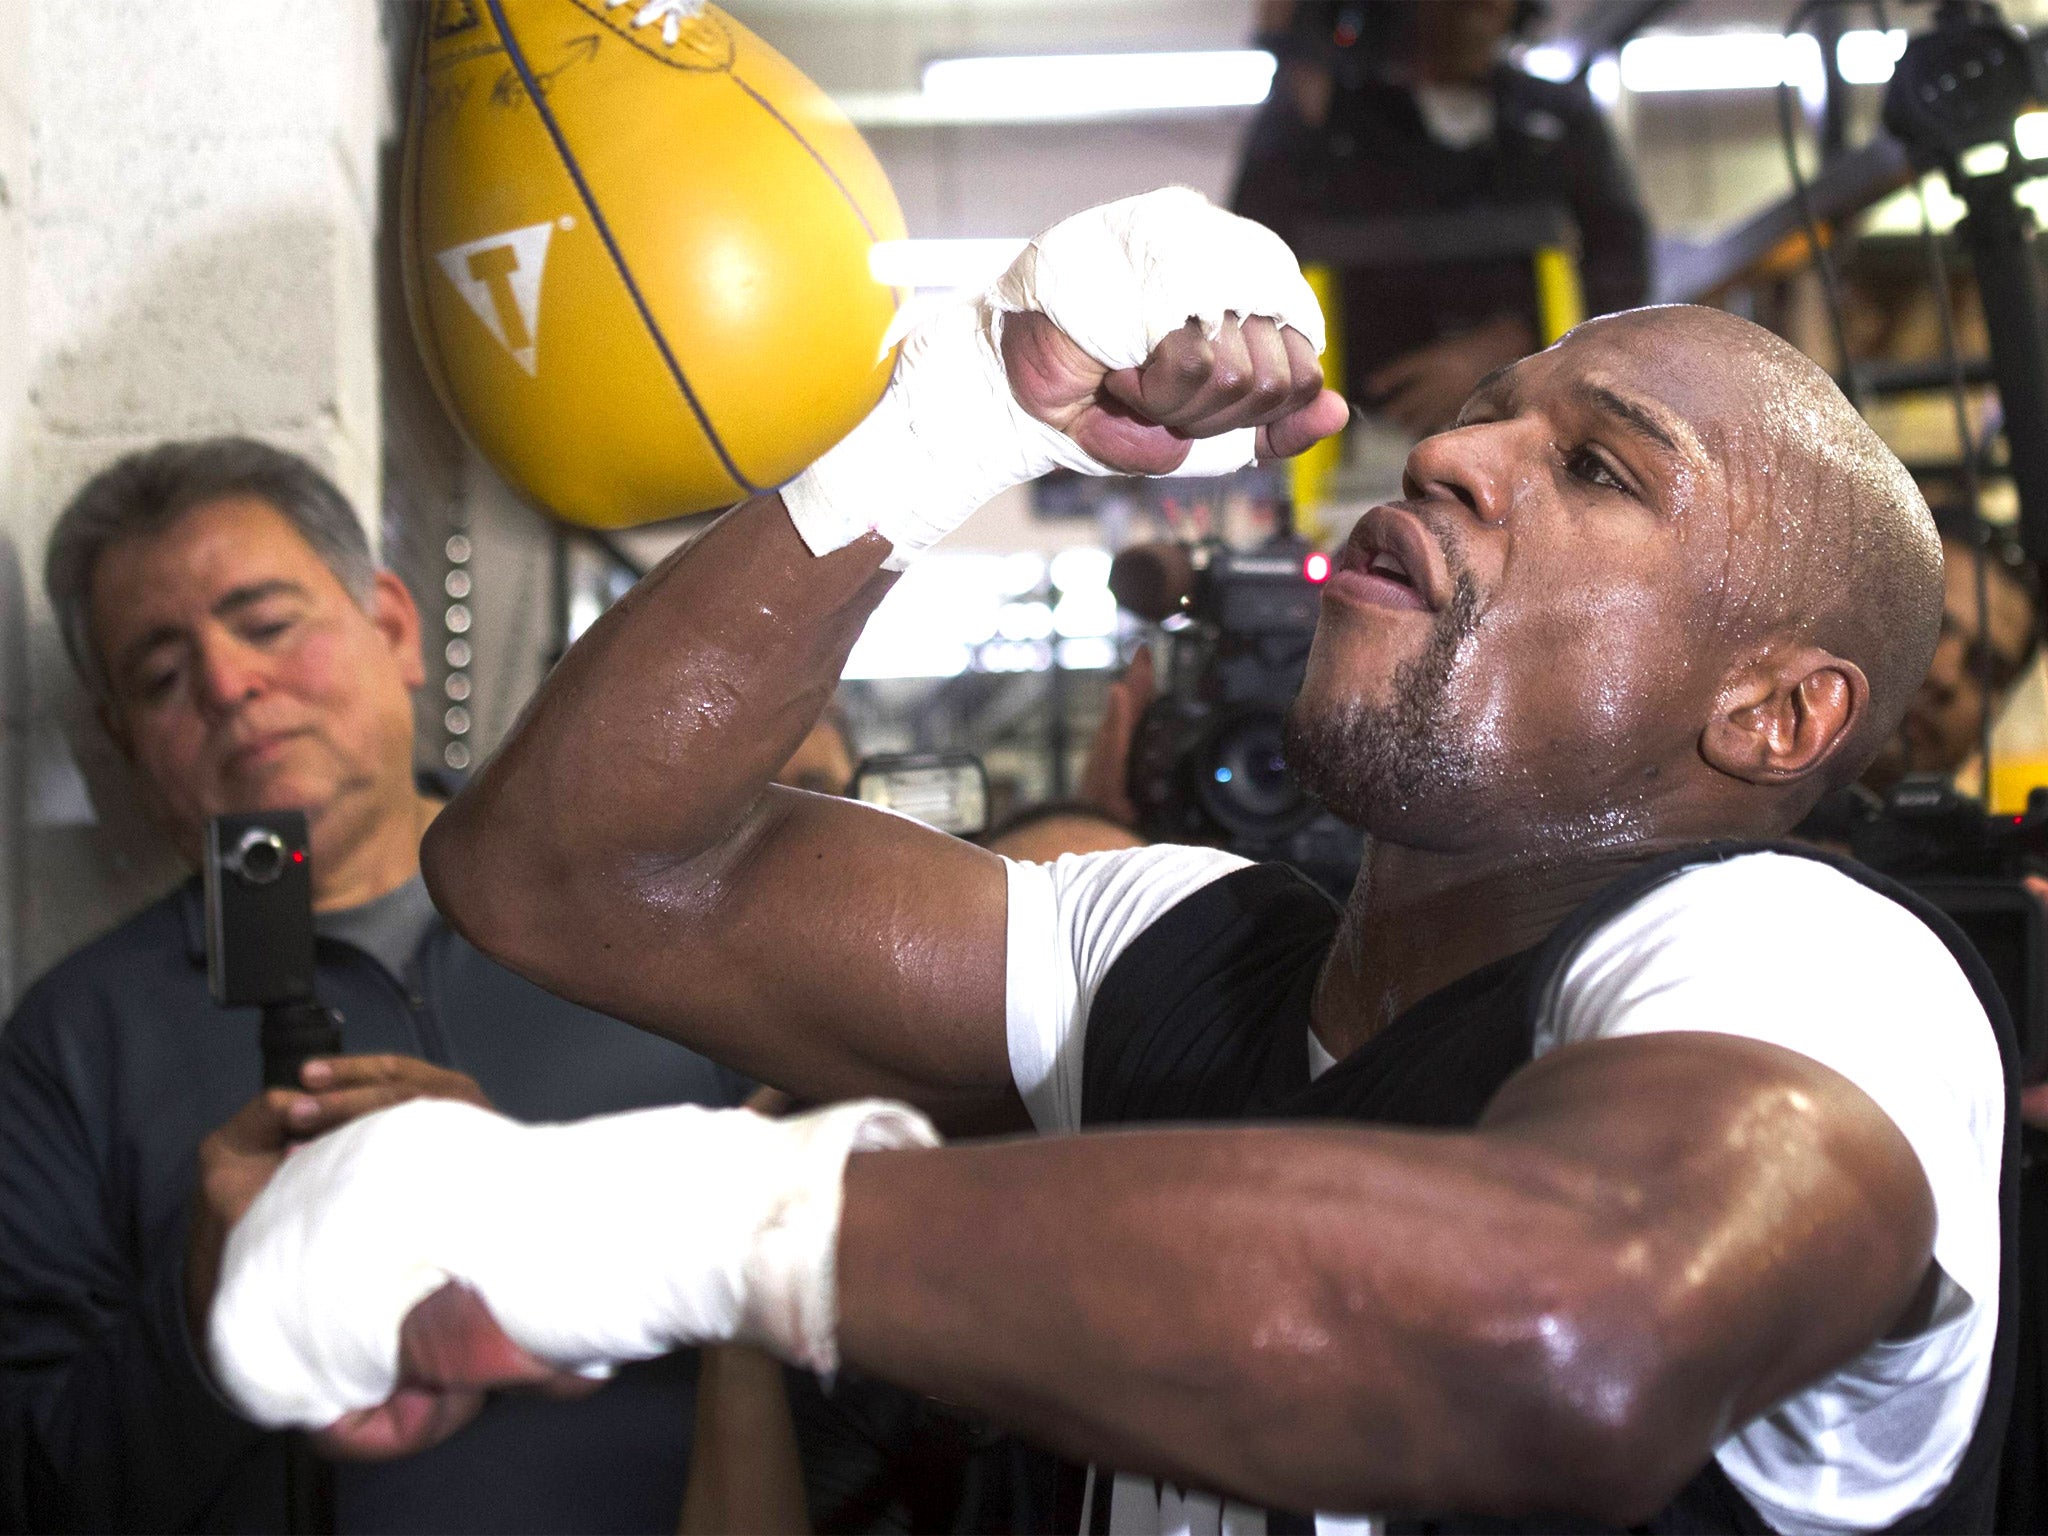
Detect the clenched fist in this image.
<box><xmin>1004</xmin><ymin>309</ymin><xmax>1347</xmax><ymax>476</ymax></box>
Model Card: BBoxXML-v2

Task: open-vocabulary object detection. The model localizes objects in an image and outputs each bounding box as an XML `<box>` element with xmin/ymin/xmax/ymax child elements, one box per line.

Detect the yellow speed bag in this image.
<box><xmin>403</xmin><ymin>0</ymin><xmax>907</xmax><ymax>529</ymax></box>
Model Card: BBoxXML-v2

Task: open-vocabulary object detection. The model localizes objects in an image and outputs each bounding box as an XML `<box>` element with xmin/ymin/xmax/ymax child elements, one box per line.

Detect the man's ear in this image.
<box><xmin>1701</xmin><ymin>644</ymin><xmax>1869</xmax><ymax>786</ymax></box>
<box><xmin>368</xmin><ymin>570</ymin><xmax>426</xmax><ymax>691</ymax></box>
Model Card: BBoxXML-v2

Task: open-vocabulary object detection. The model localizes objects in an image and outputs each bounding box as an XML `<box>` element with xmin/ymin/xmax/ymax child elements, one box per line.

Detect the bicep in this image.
<box><xmin>521</xmin><ymin>786</ymin><xmax>1022</xmax><ymax>1127</ymax></box>
<box><xmin>1481</xmin><ymin>1031</ymin><xmax>1937</xmax><ymax>1430</ymax></box>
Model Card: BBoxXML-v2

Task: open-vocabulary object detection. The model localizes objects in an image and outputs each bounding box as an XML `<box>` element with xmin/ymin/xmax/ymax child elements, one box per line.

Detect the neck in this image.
<box><xmin>1310</xmin><ymin>832</ymin><xmax>1701</xmax><ymax>1060</ymax></box>
<box><xmin>311</xmin><ymin>791</ymin><xmax>441</xmax><ymax>913</ymax></box>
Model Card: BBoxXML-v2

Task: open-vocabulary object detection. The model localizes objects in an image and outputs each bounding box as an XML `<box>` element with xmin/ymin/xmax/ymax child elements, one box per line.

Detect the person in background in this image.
<box><xmin>0</xmin><ymin>438</ymin><xmax>751</xmax><ymax>1534</ymax></box>
<box><xmin>1862</xmin><ymin>524</ymin><xmax>2039</xmax><ymax>796</ymax></box>
<box><xmin>1232</xmin><ymin>0</ymin><xmax>1651</xmax><ymax>437</ymax></box>
<box><xmin>980</xmin><ymin>646</ymin><xmax>1158</xmax><ymax>862</ymax></box>
<box><xmin>777</xmin><ymin>711</ymin><xmax>856</xmax><ymax>797</ymax></box>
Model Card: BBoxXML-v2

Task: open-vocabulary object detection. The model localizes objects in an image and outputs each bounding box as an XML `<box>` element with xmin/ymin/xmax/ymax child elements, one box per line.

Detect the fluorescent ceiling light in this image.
<box><xmin>1519</xmin><ymin>43</ymin><xmax>1577</xmax><ymax>83</ymax></box>
<box><xmin>924</xmin><ymin>49</ymin><xmax>1276</xmax><ymax>117</ymax></box>
<box><xmin>1620</xmin><ymin>32</ymin><xmax>1821</xmax><ymax>93</ymax></box>
<box><xmin>870</xmin><ymin>238</ymin><xmax>1027</xmax><ymax>290</ymax></box>
<box><xmin>1962</xmin><ymin>141</ymin><xmax>2012</xmax><ymax>178</ymax></box>
<box><xmin>1616</xmin><ymin>28</ymin><xmax>1904</xmax><ymax>94</ymax></box>
<box><xmin>2018</xmin><ymin>109</ymin><xmax>2048</xmax><ymax>160</ymax></box>
<box><xmin>1588</xmin><ymin>55</ymin><xmax>1620</xmax><ymax>106</ymax></box>
<box><xmin>1837</xmin><ymin>28</ymin><xmax>1907</xmax><ymax>85</ymax></box>
<box><xmin>839</xmin><ymin>49</ymin><xmax>1275</xmax><ymax>125</ymax></box>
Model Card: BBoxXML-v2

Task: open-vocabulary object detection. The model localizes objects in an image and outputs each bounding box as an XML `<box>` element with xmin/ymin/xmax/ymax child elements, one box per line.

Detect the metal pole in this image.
<box><xmin>1957</xmin><ymin>171</ymin><xmax>2048</xmax><ymax>563</ymax></box>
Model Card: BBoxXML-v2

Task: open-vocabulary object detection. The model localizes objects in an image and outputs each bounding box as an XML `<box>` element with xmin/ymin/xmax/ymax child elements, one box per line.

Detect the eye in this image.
<box><xmin>135</xmin><ymin>666</ymin><xmax>180</xmax><ymax>704</ymax></box>
<box><xmin>1565</xmin><ymin>444</ymin><xmax>1629</xmax><ymax>494</ymax></box>
<box><xmin>242</xmin><ymin>616</ymin><xmax>294</xmax><ymax>645</ymax></box>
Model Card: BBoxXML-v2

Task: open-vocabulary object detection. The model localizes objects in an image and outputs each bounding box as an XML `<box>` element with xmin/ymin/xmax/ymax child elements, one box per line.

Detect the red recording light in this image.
<box><xmin>292</xmin><ymin>849</ymin><xmax>306</xmax><ymax>863</ymax></box>
<box><xmin>1303</xmin><ymin>552</ymin><xmax>1331</xmax><ymax>583</ymax></box>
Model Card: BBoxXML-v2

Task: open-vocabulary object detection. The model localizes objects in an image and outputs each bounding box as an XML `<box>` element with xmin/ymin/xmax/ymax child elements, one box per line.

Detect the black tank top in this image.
<box><xmin>1074</xmin><ymin>841</ymin><xmax>2021</xmax><ymax>1535</ymax></box>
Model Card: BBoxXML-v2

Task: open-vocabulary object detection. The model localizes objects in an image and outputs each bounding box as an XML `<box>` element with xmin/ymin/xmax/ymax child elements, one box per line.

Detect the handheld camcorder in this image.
<box><xmin>204</xmin><ymin>811</ymin><xmax>341</xmax><ymax>1090</ymax></box>
<box><xmin>1111</xmin><ymin>532</ymin><xmax>1365</xmax><ymax>895</ymax></box>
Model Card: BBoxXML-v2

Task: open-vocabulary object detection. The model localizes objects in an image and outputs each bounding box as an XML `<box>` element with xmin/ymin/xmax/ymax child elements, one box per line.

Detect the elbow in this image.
<box><xmin>421</xmin><ymin>789</ymin><xmax>550</xmax><ymax>968</ymax></box>
<box><xmin>418</xmin><ymin>800</ymin><xmax>469</xmax><ymax>923</ymax></box>
<box><xmin>1480</xmin><ymin>1276</ymin><xmax>1718</xmax><ymax>1526</ymax></box>
<box><xmin>1512</xmin><ymin>1363</ymin><xmax>1699</xmax><ymax>1527</ymax></box>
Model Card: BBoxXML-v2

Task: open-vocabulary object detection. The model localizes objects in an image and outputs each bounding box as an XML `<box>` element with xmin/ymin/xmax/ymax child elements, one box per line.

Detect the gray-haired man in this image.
<box><xmin>0</xmin><ymin>438</ymin><xmax>750</xmax><ymax>1533</ymax></box>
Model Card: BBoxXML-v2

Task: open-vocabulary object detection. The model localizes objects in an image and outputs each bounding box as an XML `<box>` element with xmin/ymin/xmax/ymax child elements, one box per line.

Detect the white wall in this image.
<box><xmin>2</xmin><ymin>0</ymin><xmax>389</xmax><ymax>994</ymax></box>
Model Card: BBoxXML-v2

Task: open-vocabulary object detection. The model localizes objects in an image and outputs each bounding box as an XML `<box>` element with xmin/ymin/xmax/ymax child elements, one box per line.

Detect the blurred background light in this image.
<box><xmin>842</xmin><ymin>49</ymin><xmax>1276</xmax><ymax>125</ymax></box>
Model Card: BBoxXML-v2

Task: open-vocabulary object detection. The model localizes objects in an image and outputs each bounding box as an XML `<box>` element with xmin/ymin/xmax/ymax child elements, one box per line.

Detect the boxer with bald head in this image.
<box><xmin>200</xmin><ymin>194</ymin><xmax>2013</xmax><ymax>1534</ymax></box>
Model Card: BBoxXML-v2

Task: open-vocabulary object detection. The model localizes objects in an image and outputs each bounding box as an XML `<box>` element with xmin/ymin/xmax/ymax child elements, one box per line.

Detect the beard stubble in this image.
<box><xmin>1282</xmin><ymin>564</ymin><xmax>1483</xmax><ymax>828</ymax></box>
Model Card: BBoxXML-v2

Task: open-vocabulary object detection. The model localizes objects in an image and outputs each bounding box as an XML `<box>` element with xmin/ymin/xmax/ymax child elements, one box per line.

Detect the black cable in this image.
<box><xmin>1782</xmin><ymin>0</ymin><xmax>2003</xmax><ymax>797</ymax></box>
<box><xmin>1777</xmin><ymin>0</ymin><xmax>1863</xmax><ymax>406</ymax></box>
<box><xmin>1917</xmin><ymin>186</ymin><xmax>2002</xmax><ymax>795</ymax></box>
<box><xmin>1885</xmin><ymin>0</ymin><xmax>2003</xmax><ymax>801</ymax></box>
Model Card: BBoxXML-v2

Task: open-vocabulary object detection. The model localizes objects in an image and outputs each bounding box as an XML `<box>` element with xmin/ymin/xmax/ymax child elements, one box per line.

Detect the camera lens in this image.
<box><xmin>1195</xmin><ymin>709</ymin><xmax>1315</xmax><ymax>839</ymax></box>
<box><xmin>232</xmin><ymin>827</ymin><xmax>288</xmax><ymax>885</ymax></box>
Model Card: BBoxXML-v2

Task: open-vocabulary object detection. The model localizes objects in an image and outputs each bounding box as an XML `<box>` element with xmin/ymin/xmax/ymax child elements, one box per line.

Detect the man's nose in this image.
<box><xmin>195</xmin><ymin>634</ymin><xmax>269</xmax><ymax>716</ymax></box>
<box><xmin>1399</xmin><ymin>422</ymin><xmax>1510</xmax><ymax>526</ymax></box>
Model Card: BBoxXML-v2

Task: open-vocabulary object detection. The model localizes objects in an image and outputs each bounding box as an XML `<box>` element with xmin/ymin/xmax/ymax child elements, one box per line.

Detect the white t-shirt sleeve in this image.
<box><xmin>1539</xmin><ymin>852</ymin><xmax>2005</xmax><ymax>1536</ymax></box>
<box><xmin>1005</xmin><ymin>844</ymin><xmax>1251</xmax><ymax>1134</ymax></box>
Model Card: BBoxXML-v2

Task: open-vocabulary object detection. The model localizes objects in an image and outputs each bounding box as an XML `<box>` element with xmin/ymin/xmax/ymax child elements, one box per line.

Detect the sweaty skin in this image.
<box><xmin>416</xmin><ymin>306</ymin><xmax>1948</xmax><ymax>1520</ymax></box>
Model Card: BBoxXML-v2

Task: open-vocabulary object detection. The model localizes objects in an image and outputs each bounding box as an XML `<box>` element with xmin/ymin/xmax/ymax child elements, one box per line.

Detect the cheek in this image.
<box><xmin>126</xmin><ymin>709</ymin><xmax>217</xmax><ymax>813</ymax></box>
<box><xmin>1464</xmin><ymin>570</ymin><xmax>1699</xmax><ymax>765</ymax></box>
<box><xmin>285</xmin><ymin>625</ymin><xmax>409</xmax><ymax>739</ymax></box>
<box><xmin>286</xmin><ymin>626</ymin><xmax>364</xmax><ymax>703</ymax></box>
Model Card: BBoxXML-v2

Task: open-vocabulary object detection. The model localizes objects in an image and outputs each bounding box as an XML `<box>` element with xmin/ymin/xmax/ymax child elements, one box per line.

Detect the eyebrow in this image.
<box><xmin>113</xmin><ymin>580</ymin><xmax>308</xmax><ymax>681</ymax></box>
<box><xmin>1577</xmin><ymin>383</ymin><xmax>1682</xmax><ymax>455</ymax></box>
<box><xmin>1461</xmin><ymin>362</ymin><xmax>1520</xmax><ymax>418</ymax></box>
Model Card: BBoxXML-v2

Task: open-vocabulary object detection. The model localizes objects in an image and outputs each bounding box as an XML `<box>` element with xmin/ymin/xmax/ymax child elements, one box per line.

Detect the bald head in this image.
<box><xmin>1290</xmin><ymin>301</ymin><xmax>1947</xmax><ymax>855</ymax></box>
<box><xmin>1566</xmin><ymin>306</ymin><xmax>1943</xmax><ymax>790</ymax></box>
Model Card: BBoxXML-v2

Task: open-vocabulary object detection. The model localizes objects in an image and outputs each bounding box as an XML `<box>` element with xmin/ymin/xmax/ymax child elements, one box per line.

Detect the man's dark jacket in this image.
<box><xmin>1231</xmin><ymin>64</ymin><xmax>1651</xmax><ymax>381</ymax></box>
<box><xmin>0</xmin><ymin>875</ymin><xmax>749</xmax><ymax>1534</ymax></box>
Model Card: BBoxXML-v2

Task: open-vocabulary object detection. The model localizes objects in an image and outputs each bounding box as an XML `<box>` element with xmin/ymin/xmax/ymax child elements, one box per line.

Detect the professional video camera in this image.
<box><xmin>1110</xmin><ymin>527</ymin><xmax>1365</xmax><ymax>896</ymax></box>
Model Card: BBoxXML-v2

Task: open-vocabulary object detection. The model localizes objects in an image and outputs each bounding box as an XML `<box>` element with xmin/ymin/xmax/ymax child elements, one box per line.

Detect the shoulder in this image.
<box><xmin>1013</xmin><ymin>842</ymin><xmax>1253</xmax><ymax>934</ymax></box>
<box><xmin>1549</xmin><ymin>850</ymin><xmax>2003</xmax><ymax>1296</ymax></box>
<box><xmin>1559</xmin><ymin>852</ymin><xmax>1979</xmax><ymax>1009</ymax></box>
<box><xmin>1498</xmin><ymin>66</ymin><xmax>1602</xmax><ymax>124</ymax></box>
<box><xmin>1550</xmin><ymin>852</ymin><xmax>1996</xmax><ymax>1063</ymax></box>
<box><xmin>1568</xmin><ymin>860</ymin><xmax>2010</xmax><ymax>1536</ymax></box>
<box><xmin>1006</xmin><ymin>844</ymin><xmax>1338</xmax><ymax>985</ymax></box>
<box><xmin>1004</xmin><ymin>847</ymin><xmax>1324</xmax><ymax>1135</ymax></box>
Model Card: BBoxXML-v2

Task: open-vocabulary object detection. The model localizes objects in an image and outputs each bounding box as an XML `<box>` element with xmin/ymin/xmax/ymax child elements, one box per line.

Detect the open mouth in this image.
<box><xmin>1329</xmin><ymin>506</ymin><xmax>1449</xmax><ymax>615</ymax></box>
<box><xmin>1366</xmin><ymin>550</ymin><xmax>1417</xmax><ymax>590</ymax></box>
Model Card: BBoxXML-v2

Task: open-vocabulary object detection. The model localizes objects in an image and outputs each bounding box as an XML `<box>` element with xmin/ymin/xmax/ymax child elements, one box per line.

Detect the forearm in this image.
<box><xmin>834</xmin><ymin>1126</ymin><xmax>1667</xmax><ymax>1521</ymax></box>
<box><xmin>679</xmin><ymin>1345</ymin><xmax>810</xmax><ymax>1535</ymax></box>
<box><xmin>425</xmin><ymin>495</ymin><xmax>893</xmax><ymax>942</ymax></box>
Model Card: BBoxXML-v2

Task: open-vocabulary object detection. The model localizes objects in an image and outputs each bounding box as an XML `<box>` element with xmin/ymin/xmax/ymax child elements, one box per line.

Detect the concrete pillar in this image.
<box><xmin>1</xmin><ymin>0</ymin><xmax>389</xmax><ymax>995</ymax></box>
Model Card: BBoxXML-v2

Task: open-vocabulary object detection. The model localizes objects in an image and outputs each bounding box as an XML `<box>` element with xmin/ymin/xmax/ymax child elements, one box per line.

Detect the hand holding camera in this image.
<box><xmin>185</xmin><ymin>1055</ymin><xmax>493</xmax><ymax>1386</ymax></box>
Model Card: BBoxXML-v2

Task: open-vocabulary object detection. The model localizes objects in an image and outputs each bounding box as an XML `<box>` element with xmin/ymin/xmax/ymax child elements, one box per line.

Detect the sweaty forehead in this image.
<box><xmin>1543</xmin><ymin>308</ymin><xmax>1818</xmax><ymax>449</ymax></box>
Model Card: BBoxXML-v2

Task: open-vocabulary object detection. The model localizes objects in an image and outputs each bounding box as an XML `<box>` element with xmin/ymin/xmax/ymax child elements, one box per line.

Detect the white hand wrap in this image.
<box><xmin>208</xmin><ymin>1097</ymin><xmax>940</xmax><ymax>1429</ymax></box>
<box><xmin>781</xmin><ymin>186</ymin><xmax>1325</xmax><ymax>570</ymax></box>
